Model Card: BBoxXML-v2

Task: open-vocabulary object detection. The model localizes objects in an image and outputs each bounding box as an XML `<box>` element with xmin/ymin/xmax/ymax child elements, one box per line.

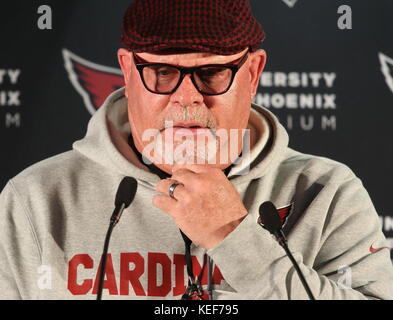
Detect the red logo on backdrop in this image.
<box><xmin>379</xmin><ymin>52</ymin><xmax>393</xmax><ymax>95</ymax></box>
<box><xmin>62</xmin><ymin>49</ymin><xmax>124</xmax><ymax>115</ymax></box>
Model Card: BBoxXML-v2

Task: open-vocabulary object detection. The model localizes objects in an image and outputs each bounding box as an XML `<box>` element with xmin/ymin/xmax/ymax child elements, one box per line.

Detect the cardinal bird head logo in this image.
<box><xmin>282</xmin><ymin>0</ymin><xmax>298</xmax><ymax>8</ymax></box>
<box><xmin>257</xmin><ymin>203</ymin><xmax>294</xmax><ymax>230</ymax></box>
<box><xmin>62</xmin><ymin>49</ymin><xmax>125</xmax><ymax>115</ymax></box>
<box><xmin>379</xmin><ymin>52</ymin><xmax>393</xmax><ymax>95</ymax></box>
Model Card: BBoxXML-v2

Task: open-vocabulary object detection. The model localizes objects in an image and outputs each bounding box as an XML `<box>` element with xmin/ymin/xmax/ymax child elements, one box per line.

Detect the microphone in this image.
<box><xmin>258</xmin><ymin>201</ymin><xmax>315</xmax><ymax>300</ymax></box>
<box><xmin>111</xmin><ymin>177</ymin><xmax>138</xmax><ymax>226</ymax></box>
<box><xmin>97</xmin><ymin>177</ymin><xmax>138</xmax><ymax>300</ymax></box>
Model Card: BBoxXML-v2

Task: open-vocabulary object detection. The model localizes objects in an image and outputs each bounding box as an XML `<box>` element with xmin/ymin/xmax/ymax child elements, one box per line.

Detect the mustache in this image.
<box><xmin>159</xmin><ymin>108</ymin><xmax>217</xmax><ymax>131</ymax></box>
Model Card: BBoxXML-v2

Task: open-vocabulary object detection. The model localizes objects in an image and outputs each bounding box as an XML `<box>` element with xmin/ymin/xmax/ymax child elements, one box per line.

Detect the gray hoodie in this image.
<box><xmin>1</xmin><ymin>88</ymin><xmax>392</xmax><ymax>300</ymax></box>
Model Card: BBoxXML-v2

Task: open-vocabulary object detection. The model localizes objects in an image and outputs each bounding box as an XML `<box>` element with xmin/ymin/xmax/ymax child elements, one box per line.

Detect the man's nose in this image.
<box><xmin>169</xmin><ymin>74</ymin><xmax>204</xmax><ymax>106</ymax></box>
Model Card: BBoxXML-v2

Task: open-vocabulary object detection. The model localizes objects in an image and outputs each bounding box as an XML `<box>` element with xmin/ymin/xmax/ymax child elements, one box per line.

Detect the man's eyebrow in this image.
<box><xmin>133</xmin><ymin>52</ymin><xmax>244</xmax><ymax>66</ymax></box>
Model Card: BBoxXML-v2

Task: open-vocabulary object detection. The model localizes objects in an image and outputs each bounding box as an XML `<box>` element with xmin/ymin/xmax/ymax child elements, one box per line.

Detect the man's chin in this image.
<box><xmin>152</xmin><ymin>161</ymin><xmax>232</xmax><ymax>175</ymax></box>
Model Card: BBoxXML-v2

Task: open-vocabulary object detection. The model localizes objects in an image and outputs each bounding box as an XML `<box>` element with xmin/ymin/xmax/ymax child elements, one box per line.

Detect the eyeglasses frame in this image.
<box><xmin>132</xmin><ymin>51</ymin><xmax>250</xmax><ymax>96</ymax></box>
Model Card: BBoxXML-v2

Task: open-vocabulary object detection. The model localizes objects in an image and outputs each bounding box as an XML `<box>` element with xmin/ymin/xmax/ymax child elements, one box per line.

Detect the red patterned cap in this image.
<box><xmin>120</xmin><ymin>0</ymin><xmax>265</xmax><ymax>55</ymax></box>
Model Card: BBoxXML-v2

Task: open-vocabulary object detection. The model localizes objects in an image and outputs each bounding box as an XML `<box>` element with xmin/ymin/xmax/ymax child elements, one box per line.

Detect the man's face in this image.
<box><xmin>118</xmin><ymin>48</ymin><xmax>266</xmax><ymax>174</ymax></box>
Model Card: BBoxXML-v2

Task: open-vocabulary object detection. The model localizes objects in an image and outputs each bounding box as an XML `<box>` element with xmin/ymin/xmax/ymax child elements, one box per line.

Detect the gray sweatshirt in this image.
<box><xmin>1</xmin><ymin>88</ymin><xmax>392</xmax><ymax>300</ymax></box>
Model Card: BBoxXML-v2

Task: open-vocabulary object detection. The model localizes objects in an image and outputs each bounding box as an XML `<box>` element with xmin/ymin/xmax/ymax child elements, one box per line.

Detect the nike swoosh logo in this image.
<box><xmin>369</xmin><ymin>244</ymin><xmax>389</xmax><ymax>253</ymax></box>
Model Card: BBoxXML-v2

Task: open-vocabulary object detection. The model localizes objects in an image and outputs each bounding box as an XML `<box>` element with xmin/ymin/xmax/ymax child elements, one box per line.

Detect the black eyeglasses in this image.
<box><xmin>133</xmin><ymin>51</ymin><xmax>249</xmax><ymax>96</ymax></box>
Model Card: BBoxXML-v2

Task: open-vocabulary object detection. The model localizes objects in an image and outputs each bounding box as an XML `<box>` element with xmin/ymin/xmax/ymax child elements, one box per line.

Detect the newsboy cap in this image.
<box><xmin>121</xmin><ymin>0</ymin><xmax>265</xmax><ymax>55</ymax></box>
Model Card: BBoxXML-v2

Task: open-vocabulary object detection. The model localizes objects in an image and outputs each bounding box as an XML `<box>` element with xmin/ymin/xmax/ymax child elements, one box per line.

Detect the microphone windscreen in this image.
<box><xmin>115</xmin><ymin>177</ymin><xmax>138</xmax><ymax>208</ymax></box>
<box><xmin>259</xmin><ymin>201</ymin><xmax>282</xmax><ymax>233</ymax></box>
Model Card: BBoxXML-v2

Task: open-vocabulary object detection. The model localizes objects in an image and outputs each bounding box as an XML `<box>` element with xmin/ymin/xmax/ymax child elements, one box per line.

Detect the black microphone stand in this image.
<box><xmin>97</xmin><ymin>203</ymin><xmax>126</xmax><ymax>300</ymax></box>
<box><xmin>259</xmin><ymin>201</ymin><xmax>315</xmax><ymax>300</ymax></box>
<box><xmin>273</xmin><ymin>229</ymin><xmax>315</xmax><ymax>300</ymax></box>
<box><xmin>96</xmin><ymin>177</ymin><xmax>137</xmax><ymax>300</ymax></box>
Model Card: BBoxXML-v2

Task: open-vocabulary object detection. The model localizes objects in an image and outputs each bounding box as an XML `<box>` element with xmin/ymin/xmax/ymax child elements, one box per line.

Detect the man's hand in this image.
<box><xmin>152</xmin><ymin>163</ymin><xmax>248</xmax><ymax>250</ymax></box>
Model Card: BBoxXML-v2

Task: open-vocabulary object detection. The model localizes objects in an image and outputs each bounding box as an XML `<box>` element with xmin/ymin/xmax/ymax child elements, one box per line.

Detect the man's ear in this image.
<box><xmin>117</xmin><ymin>48</ymin><xmax>133</xmax><ymax>86</ymax></box>
<box><xmin>248</xmin><ymin>49</ymin><xmax>267</xmax><ymax>100</ymax></box>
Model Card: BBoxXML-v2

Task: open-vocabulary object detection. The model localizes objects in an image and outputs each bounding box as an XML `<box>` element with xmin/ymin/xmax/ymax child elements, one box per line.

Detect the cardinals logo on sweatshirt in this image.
<box><xmin>257</xmin><ymin>202</ymin><xmax>294</xmax><ymax>232</ymax></box>
<box><xmin>62</xmin><ymin>49</ymin><xmax>124</xmax><ymax>115</ymax></box>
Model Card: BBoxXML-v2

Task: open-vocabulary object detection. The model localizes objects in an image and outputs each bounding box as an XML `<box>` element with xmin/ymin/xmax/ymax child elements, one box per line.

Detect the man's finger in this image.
<box><xmin>171</xmin><ymin>168</ymin><xmax>197</xmax><ymax>185</ymax></box>
<box><xmin>152</xmin><ymin>194</ymin><xmax>178</xmax><ymax>216</ymax></box>
<box><xmin>172</xmin><ymin>162</ymin><xmax>208</xmax><ymax>174</ymax></box>
<box><xmin>155</xmin><ymin>178</ymin><xmax>187</xmax><ymax>200</ymax></box>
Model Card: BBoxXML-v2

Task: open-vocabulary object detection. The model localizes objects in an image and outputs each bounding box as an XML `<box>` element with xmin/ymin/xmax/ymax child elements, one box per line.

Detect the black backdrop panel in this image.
<box><xmin>1</xmin><ymin>0</ymin><xmax>392</xmax><ymax>257</ymax></box>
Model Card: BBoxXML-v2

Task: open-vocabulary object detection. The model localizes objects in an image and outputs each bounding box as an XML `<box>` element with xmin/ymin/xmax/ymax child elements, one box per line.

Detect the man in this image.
<box><xmin>0</xmin><ymin>0</ymin><xmax>392</xmax><ymax>300</ymax></box>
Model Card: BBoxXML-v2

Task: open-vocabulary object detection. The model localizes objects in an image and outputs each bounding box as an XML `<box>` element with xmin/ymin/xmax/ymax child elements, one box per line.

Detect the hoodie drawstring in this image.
<box><xmin>179</xmin><ymin>230</ymin><xmax>213</xmax><ymax>300</ymax></box>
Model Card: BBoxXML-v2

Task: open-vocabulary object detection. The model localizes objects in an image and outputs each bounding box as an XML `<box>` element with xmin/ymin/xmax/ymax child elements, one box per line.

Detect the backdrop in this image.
<box><xmin>1</xmin><ymin>0</ymin><xmax>392</xmax><ymax>259</ymax></box>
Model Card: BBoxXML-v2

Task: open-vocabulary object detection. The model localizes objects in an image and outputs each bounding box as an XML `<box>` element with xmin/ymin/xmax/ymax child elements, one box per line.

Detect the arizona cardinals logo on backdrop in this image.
<box><xmin>379</xmin><ymin>52</ymin><xmax>393</xmax><ymax>94</ymax></box>
<box><xmin>62</xmin><ymin>49</ymin><xmax>124</xmax><ymax>115</ymax></box>
<box><xmin>282</xmin><ymin>0</ymin><xmax>298</xmax><ymax>8</ymax></box>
